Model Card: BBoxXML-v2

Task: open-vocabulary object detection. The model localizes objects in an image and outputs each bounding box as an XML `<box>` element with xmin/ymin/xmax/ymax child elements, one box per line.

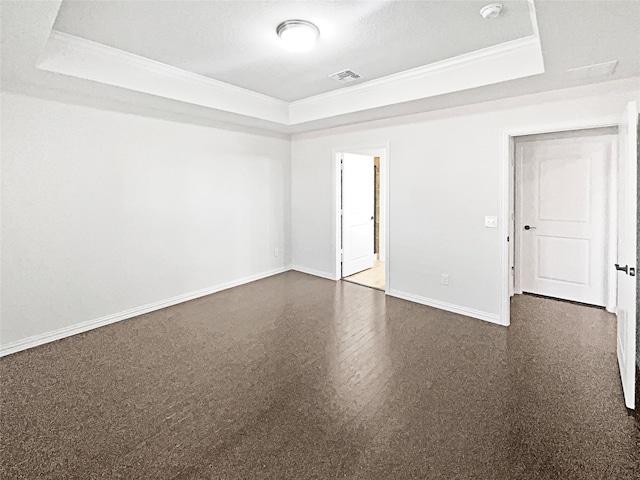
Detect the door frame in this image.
<box><xmin>513</xmin><ymin>132</ymin><xmax>617</xmax><ymax>309</ymax></box>
<box><xmin>500</xmin><ymin>116</ymin><xmax>620</xmax><ymax>325</ymax></box>
<box><xmin>333</xmin><ymin>143</ymin><xmax>391</xmax><ymax>294</ymax></box>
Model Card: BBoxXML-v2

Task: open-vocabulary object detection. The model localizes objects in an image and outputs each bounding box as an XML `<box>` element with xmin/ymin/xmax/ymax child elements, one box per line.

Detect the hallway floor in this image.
<box><xmin>1</xmin><ymin>273</ymin><xmax>639</xmax><ymax>479</ymax></box>
<box><xmin>344</xmin><ymin>259</ymin><xmax>385</xmax><ymax>290</ymax></box>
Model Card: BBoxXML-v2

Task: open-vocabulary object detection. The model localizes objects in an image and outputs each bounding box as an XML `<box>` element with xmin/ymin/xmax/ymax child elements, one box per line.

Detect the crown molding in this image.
<box><xmin>37</xmin><ymin>29</ymin><xmax>544</xmax><ymax>127</ymax></box>
<box><xmin>38</xmin><ymin>31</ymin><xmax>290</xmax><ymax>124</ymax></box>
<box><xmin>292</xmin><ymin>35</ymin><xmax>540</xmax><ymax>107</ymax></box>
<box><xmin>288</xmin><ymin>35</ymin><xmax>544</xmax><ymax>124</ymax></box>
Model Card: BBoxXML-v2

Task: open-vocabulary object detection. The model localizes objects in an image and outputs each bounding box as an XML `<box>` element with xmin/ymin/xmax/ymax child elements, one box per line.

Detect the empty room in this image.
<box><xmin>2</xmin><ymin>1</ymin><xmax>640</xmax><ymax>478</ymax></box>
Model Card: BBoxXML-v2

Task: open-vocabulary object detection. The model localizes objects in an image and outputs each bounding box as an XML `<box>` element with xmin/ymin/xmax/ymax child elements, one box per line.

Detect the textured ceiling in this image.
<box><xmin>53</xmin><ymin>0</ymin><xmax>534</xmax><ymax>102</ymax></box>
<box><xmin>2</xmin><ymin>1</ymin><xmax>638</xmax><ymax>136</ymax></box>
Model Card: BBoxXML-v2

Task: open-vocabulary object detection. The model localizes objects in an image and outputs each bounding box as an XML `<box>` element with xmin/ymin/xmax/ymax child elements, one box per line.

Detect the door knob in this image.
<box><xmin>615</xmin><ymin>263</ymin><xmax>628</xmax><ymax>273</ymax></box>
<box><xmin>370</xmin><ymin>216</ymin><xmax>374</xmax><ymax>220</ymax></box>
<box><xmin>523</xmin><ymin>225</ymin><xmax>536</xmax><ymax>230</ymax></box>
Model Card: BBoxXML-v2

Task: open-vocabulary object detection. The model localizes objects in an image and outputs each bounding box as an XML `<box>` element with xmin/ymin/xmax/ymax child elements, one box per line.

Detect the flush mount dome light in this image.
<box><xmin>277</xmin><ymin>19</ymin><xmax>319</xmax><ymax>52</ymax></box>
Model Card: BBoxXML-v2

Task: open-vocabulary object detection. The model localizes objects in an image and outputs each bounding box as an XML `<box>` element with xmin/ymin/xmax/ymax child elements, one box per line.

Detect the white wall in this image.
<box><xmin>2</xmin><ymin>81</ymin><xmax>638</xmax><ymax>353</ymax></box>
<box><xmin>1</xmin><ymin>93</ymin><xmax>291</xmax><ymax>351</ymax></box>
<box><xmin>291</xmin><ymin>82</ymin><xmax>640</xmax><ymax>322</ymax></box>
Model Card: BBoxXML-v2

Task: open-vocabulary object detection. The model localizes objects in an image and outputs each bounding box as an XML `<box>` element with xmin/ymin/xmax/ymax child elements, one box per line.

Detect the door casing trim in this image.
<box><xmin>513</xmin><ymin>133</ymin><xmax>617</xmax><ymax>309</ymax></box>
<box><xmin>500</xmin><ymin>115</ymin><xmax>620</xmax><ymax>325</ymax></box>
<box><xmin>333</xmin><ymin>143</ymin><xmax>391</xmax><ymax>294</ymax></box>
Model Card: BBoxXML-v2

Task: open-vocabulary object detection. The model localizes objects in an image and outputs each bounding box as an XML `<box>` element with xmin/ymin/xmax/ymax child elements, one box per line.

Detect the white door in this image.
<box><xmin>517</xmin><ymin>135</ymin><xmax>612</xmax><ymax>305</ymax></box>
<box><xmin>616</xmin><ymin>101</ymin><xmax>637</xmax><ymax>410</ymax></box>
<box><xmin>342</xmin><ymin>153</ymin><xmax>375</xmax><ymax>277</ymax></box>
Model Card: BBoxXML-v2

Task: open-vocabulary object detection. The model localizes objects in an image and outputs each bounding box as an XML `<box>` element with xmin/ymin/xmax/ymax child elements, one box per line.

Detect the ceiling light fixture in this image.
<box><xmin>277</xmin><ymin>20</ymin><xmax>319</xmax><ymax>52</ymax></box>
<box><xmin>480</xmin><ymin>3</ymin><xmax>503</xmax><ymax>19</ymax></box>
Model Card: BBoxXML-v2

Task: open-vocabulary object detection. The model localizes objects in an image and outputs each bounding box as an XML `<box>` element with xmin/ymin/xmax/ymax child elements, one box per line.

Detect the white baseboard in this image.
<box><xmin>0</xmin><ymin>266</ymin><xmax>290</xmax><ymax>357</ymax></box>
<box><xmin>388</xmin><ymin>289</ymin><xmax>505</xmax><ymax>326</ymax></box>
<box><xmin>290</xmin><ymin>265</ymin><xmax>336</xmax><ymax>281</ymax></box>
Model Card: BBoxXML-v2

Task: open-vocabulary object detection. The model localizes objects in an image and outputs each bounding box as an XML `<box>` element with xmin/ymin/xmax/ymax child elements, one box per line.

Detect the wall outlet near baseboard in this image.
<box><xmin>274</xmin><ymin>248</ymin><xmax>279</xmax><ymax>257</ymax></box>
<box><xmin>484</xmin><ymin>216</ymin><xmax>498</xmax><ymax>228</ymax></box>
<box><xmin>441</xmin><ymin>274</ymin><xmax>449</xmax><ymax>286</ymax></box>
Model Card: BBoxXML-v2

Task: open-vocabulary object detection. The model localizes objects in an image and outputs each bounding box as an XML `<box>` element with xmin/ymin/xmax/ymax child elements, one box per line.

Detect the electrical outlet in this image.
<box><xmin>274</xmin><ymin>248</ymin><xmax>279</xmax><ymax>257</ymax></box>
<box><xmin>484</xmin><ymin>216</ymin><xmax>498</xmax><ymax>228</ymax></box>
<box><xmin>441</xmin><ymin>274</ymin><xmax>449</xmax><ymax>286</ymax></box>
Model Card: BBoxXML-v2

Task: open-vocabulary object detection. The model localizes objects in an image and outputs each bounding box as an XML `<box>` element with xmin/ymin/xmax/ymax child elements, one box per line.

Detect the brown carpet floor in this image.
<box><xmin>1</xmin><ymin>271</ymin><xmax>639</xmax><ymax>479</ymax></box>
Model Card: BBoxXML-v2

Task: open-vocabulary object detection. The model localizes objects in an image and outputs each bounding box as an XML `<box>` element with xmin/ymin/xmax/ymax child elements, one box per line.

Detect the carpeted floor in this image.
<box><xmin>1</xmin><ymin>271</ymin><xmax>639</xmax><ymax>479</ymax></box>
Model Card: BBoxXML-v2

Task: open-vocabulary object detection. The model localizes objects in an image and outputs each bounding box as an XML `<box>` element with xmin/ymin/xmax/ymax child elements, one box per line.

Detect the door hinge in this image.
<box><xmin>340</xmin><ymin>249</ymin><xmax>344</xmax><ymax>261</ymax></box>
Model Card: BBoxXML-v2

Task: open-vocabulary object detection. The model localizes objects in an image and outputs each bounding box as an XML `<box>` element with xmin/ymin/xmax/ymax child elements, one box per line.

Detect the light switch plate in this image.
<box><xmin>484</xmin><ymin>216</ymin><xmax>498</xmax><ymax>228</ymax></box>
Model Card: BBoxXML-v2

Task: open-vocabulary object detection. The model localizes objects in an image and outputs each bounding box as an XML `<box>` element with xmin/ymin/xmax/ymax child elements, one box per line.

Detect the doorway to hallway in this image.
<box><xmin>336</xmin><ymin>147</ymin><xmax>388</xmax><ymax>291</ymax></box>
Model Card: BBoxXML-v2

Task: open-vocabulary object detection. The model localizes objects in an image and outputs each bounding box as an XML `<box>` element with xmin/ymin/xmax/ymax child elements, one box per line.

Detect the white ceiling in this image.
<box><xmin>1</xmin><ymin>1</ymin><xmax>639</xmax><ymax>136</ymax></box>
<box><xmin>52</xmin><ymin>0</ymin><xmax>534</xmax><ymax>102</ymax></box>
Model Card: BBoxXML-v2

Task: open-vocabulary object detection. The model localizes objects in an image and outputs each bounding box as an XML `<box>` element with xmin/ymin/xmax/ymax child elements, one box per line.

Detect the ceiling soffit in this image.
<box><xmin>38</xmin><ymin>17</ymin><xmax>544</xmax><ymax>126</ymax></box>
<box><xmin>1</xmin><ymin>0</ymin><xmax>552</xmax><ymax>130</ymax></box>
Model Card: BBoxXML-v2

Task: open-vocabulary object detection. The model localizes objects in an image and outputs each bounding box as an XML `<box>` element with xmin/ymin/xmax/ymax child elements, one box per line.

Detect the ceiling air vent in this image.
<box><xmin>329</xmin><ymin>69</ymin><xmax>361</xmax><ymax>84</ymax></box>
<box><xmin>566</xmin><ymin>60</ymin><xmax>618</xmax><ymax>80</ymax></box>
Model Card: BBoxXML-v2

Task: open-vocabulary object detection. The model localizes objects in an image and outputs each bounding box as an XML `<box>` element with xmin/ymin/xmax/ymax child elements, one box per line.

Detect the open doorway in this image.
<box><xmin>510</xmin><ymin>127</ymin><xmax>618</xmax><ymax>309</ymax></box>
<box><xmin>336</xmin><ymin>147</ymin><xmax>388</xmax><ymax>291</ymax></box>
